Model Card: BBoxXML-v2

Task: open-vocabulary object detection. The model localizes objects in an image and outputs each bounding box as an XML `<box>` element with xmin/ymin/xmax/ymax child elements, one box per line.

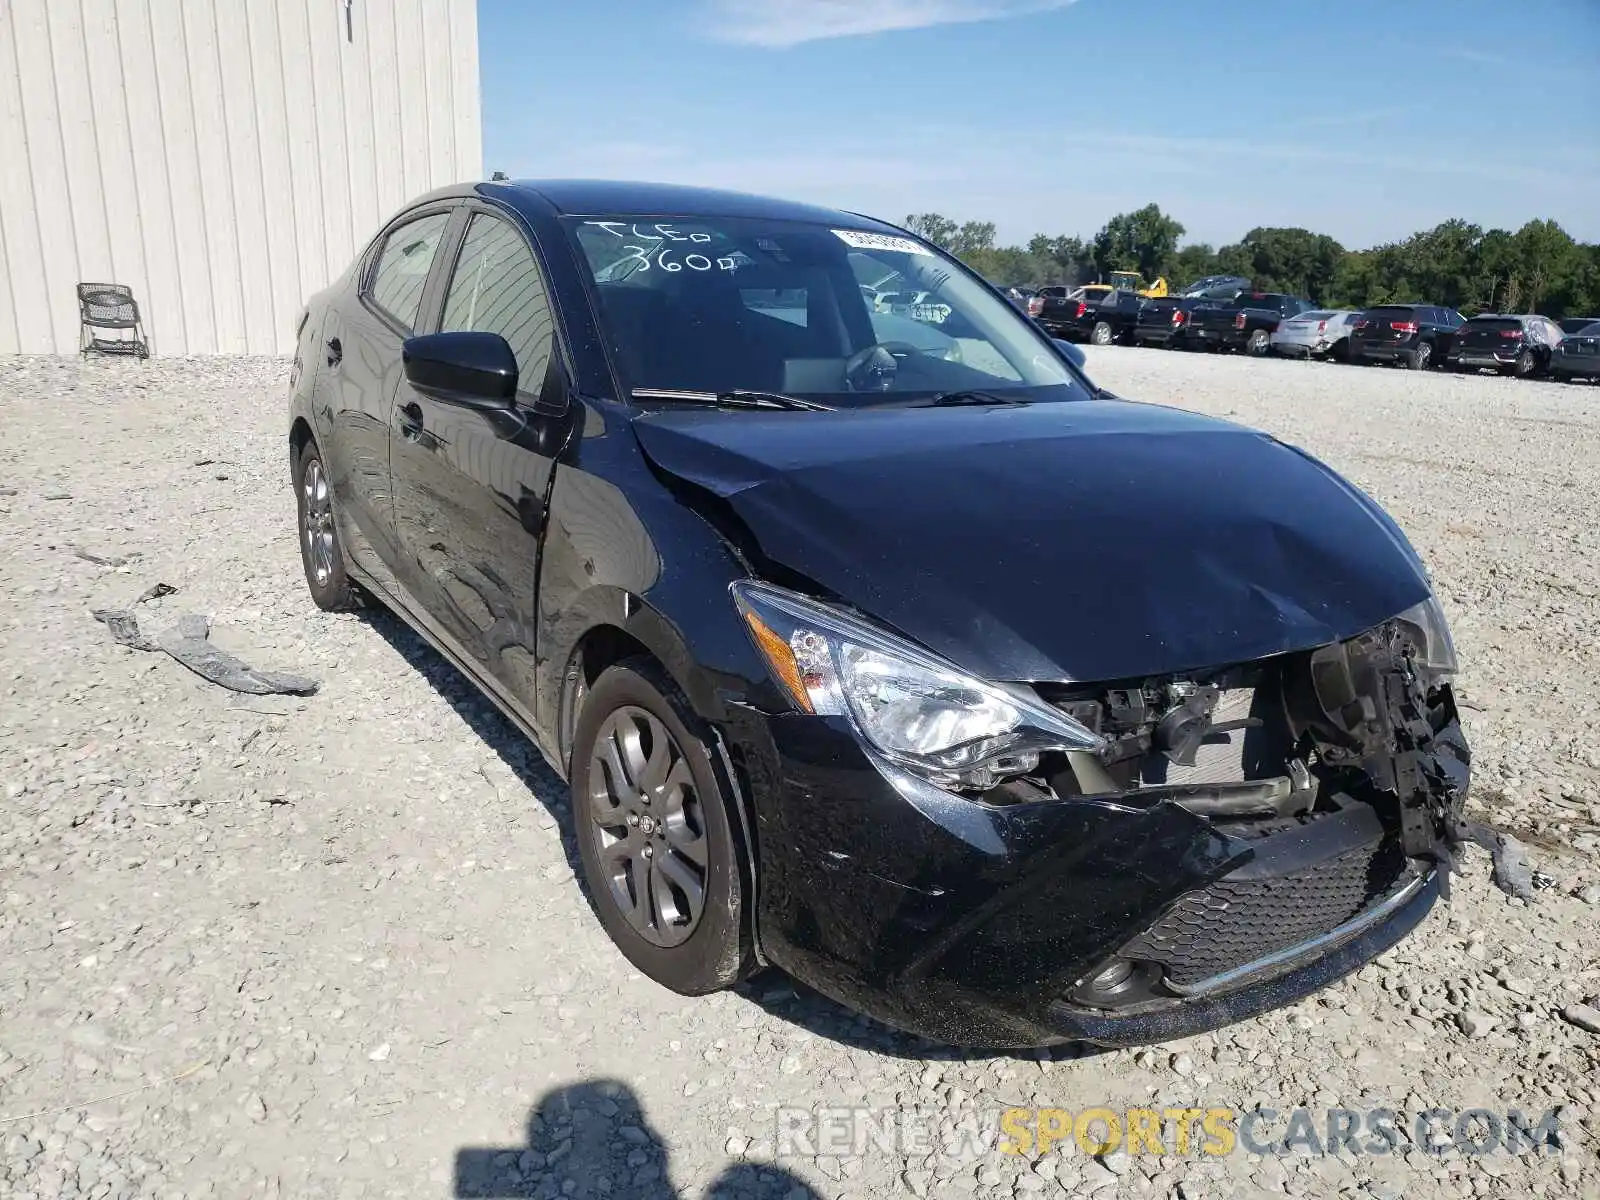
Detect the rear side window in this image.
<box><xmin>1463</xmin><ymin>317</ymin><xmax>1521</xmax><ymax>332</ymax></box>
<box><xmin>368</xmin><ymin>211</ymin><xmax>451</xmax><ymax>330</ymax></box>
<box><xmin>440</xmin><ymin>214</ymin><xmax>555</xmax><ymax>390</ymax></box>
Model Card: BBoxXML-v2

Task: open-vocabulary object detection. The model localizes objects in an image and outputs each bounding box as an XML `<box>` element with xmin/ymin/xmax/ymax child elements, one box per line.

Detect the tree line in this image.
<box><xmin>903</xmin><ymin>206</ymin><xmax>1600</xmax><ymax>318</ymax></box>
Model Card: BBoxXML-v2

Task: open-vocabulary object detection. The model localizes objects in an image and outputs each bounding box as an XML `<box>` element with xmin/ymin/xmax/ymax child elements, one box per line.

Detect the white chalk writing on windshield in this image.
<box><xmin>584</xmin><ymin>222</ymin><xmax>732</xmax><ymax>273</ymax></box>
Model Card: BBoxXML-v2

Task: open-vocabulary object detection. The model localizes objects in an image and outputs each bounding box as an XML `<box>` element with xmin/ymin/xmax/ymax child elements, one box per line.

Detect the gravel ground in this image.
<box><xmin>1</xmin><ymin>349</ymin><xmax>1598</xmax><ymax>1200</ymax></box>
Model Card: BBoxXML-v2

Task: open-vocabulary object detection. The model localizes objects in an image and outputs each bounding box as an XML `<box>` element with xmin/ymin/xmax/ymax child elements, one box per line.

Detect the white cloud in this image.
<box><xmin>701</xmin><ymin>0</ymin><xmax>1077</xmax><ymax>47</ymax></box>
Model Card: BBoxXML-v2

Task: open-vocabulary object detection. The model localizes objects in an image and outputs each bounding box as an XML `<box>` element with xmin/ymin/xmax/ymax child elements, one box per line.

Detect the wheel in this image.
<box><xmin>1406</xmin><ymin>342</ymin><xmax>1433</xmax><ymax>371</ymax></box>
<box><xmin>294</xmin><ymin>440</ymin><xmax>362</xmax><ymax>611</ymax></box>
<box><xmin>1090</xmin><ymin>321</ymin><xmax>1114</xmax><ymax>346</ymax></box>
<box><xmin>1512</xmin><ymin>350</ymin><xmax>1535</xmax><ymax>377</ymax></box>
<box><xmin>571</xmin><ymin>658</ymin><xmax>753</xmax><ymax>995</ymax></box>
<box><xmin>1247</xmin><ymin>329</ymin><xmax>1270</xmax><ymax>356</ymax></box>
<box><xmin>1329</xmin><ymin>339</ymin><xmax>1349</xmax><ymax>363</ymax></box>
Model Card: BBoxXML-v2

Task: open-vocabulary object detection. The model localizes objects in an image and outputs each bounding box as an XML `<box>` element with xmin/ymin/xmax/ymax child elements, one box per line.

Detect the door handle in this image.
<box><xmin>325</xmin><ymin>337</ymin><xmax>342</xmax><ymax>368</ymax></box>
<box><xmin>396</xmin><ymin>401</ymin><xmax>424</xmax><ymax>441</ymax></box>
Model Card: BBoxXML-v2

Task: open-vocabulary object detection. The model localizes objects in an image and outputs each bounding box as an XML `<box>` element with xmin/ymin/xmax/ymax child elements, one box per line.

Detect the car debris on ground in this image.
<box><xmin>92</xmin><ymin>583</ymin><xmax>318</xmax><ymax>696</ymax></box>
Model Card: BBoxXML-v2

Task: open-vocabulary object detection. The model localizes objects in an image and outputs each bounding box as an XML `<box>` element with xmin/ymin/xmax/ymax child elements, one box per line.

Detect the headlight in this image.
<box><xmin>730</xmin><ymin>581</ymin><xmax>1101</xmax><ymax>790</ymax></box>
<box><xmin>1393</xmin><ymin>594</ymin><xmax>1458</xmax><ymax>674</ymax></box>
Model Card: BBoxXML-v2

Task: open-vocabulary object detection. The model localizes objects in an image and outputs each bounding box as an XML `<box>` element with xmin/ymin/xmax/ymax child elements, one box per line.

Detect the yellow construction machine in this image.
<box><xmin>1108</xmin><ymin>271</ymin><xmax>1169</xmax><ymax>298</ymax></box>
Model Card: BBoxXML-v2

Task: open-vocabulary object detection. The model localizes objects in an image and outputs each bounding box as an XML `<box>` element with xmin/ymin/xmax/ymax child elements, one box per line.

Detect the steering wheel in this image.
<box><xmin>844</xmin><ymin>341</ymin><xmax>921</xmax><ymax>392</ymax></box>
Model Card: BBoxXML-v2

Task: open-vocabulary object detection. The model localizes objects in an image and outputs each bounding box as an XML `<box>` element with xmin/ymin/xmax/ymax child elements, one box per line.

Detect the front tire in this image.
<box><xmin>294</xmin><ymin>441</ymin><xmax>362</xmax><ymax>612</ymax></box>
<box><xmin>1090</xmin><ymin>321</ymin><xmax>1114</xmax><ymax>346</ymax></box>
<box><xmin>571</xmin><ymin>659</ymin><xmax>753</xmax><ymax>995</ymax></box>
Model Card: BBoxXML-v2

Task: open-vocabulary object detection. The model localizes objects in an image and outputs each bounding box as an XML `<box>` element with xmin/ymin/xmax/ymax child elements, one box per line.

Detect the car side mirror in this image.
<box><xmin>402</xmin><ymin>331</ymin><xmax>518</xmax><ymax>409</ymax></box>
<box><xmin>1053</xmin><ymin>338</ymin><xmax>1086</xmax><ymax>369</ymax></box>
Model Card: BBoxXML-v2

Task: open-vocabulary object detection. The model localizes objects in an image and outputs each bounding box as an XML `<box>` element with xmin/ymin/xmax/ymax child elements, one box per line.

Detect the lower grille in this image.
<box><xmin>1121</xmin><ymin>836</ymin><xmax>1411</xmax><ymax>990</ymax></box>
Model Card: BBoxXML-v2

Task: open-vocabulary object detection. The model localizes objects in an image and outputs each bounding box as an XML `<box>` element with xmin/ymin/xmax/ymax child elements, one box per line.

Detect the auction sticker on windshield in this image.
<box><xmin>833</xmin><ymin>230</ymin><xmax>932</xmax><ymax>255</ymax></box>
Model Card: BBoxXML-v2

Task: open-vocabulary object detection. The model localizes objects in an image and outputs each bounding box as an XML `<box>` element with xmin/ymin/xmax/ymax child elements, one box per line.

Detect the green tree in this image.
<box><xmin>903</xmin><ymin>213</ymin><xmax>959</xmax><ymax>249</ymax></box>
<box><xmin>1092</xmin><ymin>204</ymin><xmax>1186</xmax><ymax>281</ymax></box>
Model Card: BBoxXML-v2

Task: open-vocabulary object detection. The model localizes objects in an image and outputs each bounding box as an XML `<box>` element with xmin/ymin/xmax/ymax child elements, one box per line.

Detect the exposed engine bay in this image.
<box><xmin>965</xmin><ymin>615</ymin><xmax>1475</xmax><ymax>1011</ymax></box>
<box><xmin>982</xmin><ymin>615</ymin><xmax>1471</xmax><ymax>861</ymax></box>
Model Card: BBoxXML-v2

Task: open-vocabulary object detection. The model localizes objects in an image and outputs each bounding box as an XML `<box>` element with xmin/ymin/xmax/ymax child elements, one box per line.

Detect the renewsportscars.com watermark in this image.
<box><xmin>774</xmin><ymin>1104</ymin><xmax>1565</xmax><ymax>1161</ymax></box>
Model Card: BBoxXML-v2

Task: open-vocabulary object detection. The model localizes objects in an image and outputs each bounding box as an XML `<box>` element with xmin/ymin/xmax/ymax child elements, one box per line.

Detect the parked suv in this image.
<box><xmin>1348</xmin><ymin>305</ymin><xmax>1464</xmax><ymax>370</ymax></box>
<box><xmin>1447</xmin><ymin>314</ymin><xmax>1564</xmax><ymax>377</ymax></box>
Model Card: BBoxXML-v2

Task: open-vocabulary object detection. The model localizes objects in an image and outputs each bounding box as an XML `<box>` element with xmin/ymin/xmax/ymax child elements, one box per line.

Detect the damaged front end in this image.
<box><xmin>1015</xmin><ymin>598</ymin><xmax>1469</xmax><ymax>1014</ymax></box>
<box><xmin>732</xmin><ymin>577</ymin><xmax>1470</xmax><ymax>1046</ymax></box>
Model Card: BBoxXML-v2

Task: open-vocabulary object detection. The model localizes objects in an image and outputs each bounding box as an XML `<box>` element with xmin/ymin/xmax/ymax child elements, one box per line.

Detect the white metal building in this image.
<box><xmin>0</xmin><ymin>0</ymin><xmax>482</xmax><ymax>356</ymax></box>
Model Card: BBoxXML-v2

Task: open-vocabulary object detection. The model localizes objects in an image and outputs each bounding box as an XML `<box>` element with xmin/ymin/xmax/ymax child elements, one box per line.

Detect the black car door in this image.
<box><xmin>388</xmin><ymin>205</ymin><xmax>576</xmax><ymax>718</ymax></box>
<box><xmin>317</xmin><ymin>206</ymin><xmax>455</xmax><ymax>595</ymax></box>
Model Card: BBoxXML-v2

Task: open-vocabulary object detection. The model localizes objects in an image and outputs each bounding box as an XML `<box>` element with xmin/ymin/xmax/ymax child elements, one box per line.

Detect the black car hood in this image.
<box><xmin>631</xmin><ymin>399</ymin><xmax>1431</xmax><ymax>683</ymax></box>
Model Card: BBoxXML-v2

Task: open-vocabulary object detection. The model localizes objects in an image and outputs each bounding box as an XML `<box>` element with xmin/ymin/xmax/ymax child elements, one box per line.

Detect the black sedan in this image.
<box><xmin>288</xmin><ymin>179</ymin><xmax>1470</xmax><ymax>1048</ymax></box>
<box><xmin>1552</xmin><ymin>320</ymin><xmax>1600</xmax><ymax>382</ymax></box>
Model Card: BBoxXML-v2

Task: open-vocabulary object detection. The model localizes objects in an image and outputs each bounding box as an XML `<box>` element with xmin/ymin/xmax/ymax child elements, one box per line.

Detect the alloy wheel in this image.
<box><xmin>586</xmin><ymin>706</ymin><xmax>708</xmax><ymax>947</ymax></box>
<box><xmin>302</xmin><ymin>458</ymin><xmax>336</xmax><ymax>586</ymax></box>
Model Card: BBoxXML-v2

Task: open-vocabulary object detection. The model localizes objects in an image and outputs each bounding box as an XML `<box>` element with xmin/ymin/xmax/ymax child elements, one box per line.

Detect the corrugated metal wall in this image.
<box><xmin>0</xmin><ymin>0</ymin><xmax>482</xmax><ymax>356</ymax></box>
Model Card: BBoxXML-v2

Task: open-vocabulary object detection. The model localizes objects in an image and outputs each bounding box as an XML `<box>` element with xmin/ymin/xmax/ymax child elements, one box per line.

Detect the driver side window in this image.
<box><xmin>440</xmin><ymin>214</ymin><xmax>555</xmax><ymax>393</ymax></box>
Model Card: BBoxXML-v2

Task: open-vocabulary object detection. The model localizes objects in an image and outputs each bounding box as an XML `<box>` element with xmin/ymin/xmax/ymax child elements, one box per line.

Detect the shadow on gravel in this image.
<box><xmin>455</xmin><ymin>1078</ymin><xmax>824</xmax><ymax>1199</ymax></box>
<box><xmin>358</xmin><ymin>610</ymin><xmax>582</xmax><ymax>875</ymax></box>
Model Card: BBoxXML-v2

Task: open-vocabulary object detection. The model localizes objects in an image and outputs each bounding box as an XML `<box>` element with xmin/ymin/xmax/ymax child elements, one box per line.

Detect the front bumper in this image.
<box><xmin>727</xmin><ymin>701</ymin><xmax>1463</xmax><ymax>1048</ymax></box>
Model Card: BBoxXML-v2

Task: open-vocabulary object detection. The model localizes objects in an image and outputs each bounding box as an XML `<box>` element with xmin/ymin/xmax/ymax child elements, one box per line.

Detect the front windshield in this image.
<box><xmin>565</xmin><ymin>215</ymin><xmax>1085</xmax><ymax>406</ymax></box>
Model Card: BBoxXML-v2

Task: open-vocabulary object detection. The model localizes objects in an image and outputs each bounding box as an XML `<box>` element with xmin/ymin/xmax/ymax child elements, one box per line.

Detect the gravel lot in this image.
<box><xmin>2</xmin><ymin>349</ymin><xmax>1598</xmax><ymax>1200</ymax></box>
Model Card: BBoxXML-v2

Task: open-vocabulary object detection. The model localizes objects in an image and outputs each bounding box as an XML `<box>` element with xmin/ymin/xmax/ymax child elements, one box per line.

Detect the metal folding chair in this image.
<box><xmin>77</xmin><ymin>283</ymin><xmax>150</xmax><ymax>358</ymax></box>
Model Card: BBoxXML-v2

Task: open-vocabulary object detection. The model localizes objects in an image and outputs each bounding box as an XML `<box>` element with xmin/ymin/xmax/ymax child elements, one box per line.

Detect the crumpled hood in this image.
<box><xmin>632</xmin><ymin>399</ymin><xmax>1431</xmax><ymax>682</ymax></box>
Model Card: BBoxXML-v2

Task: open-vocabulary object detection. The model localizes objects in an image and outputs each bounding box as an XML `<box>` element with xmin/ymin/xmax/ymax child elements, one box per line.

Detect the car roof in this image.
<box><xmin>485</xmin><ymin>178</ymin><xmax>902</xmax><ymax>232</ymax></box>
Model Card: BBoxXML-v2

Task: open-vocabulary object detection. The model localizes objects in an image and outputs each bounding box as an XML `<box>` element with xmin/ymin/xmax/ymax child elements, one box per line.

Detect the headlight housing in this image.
<box><xmin>731</xmin><ymin>581</ymin><xmax>1101</xmax><ymax>791</ymax></box>
<box><xmin>1392</xmin><ymin>594</ymin><xmax>1458</xmax><ymax>674</ymax></box>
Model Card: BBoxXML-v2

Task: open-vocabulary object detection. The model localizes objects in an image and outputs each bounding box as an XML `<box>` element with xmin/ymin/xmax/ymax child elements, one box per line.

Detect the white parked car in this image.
<box><xmin>1270</xmin><ymin>310</ymin><xmax>1362</xmax><ymax>361</ymax></box>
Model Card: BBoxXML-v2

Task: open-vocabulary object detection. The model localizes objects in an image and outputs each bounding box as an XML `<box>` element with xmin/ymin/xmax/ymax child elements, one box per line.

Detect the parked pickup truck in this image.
<box><xmin>1036</xmin><ymin>288</ymin><xmax>1144</xmax><ymax>344</ymax></box>
<box><xmin>1186</xmin><ymin>292</ymin><xmax>1314</xmax><ymax>354</ymax></box>
<box><xmin>1132</xmin><ymin>296</ymin><xmax>1208</xmax><ymax>348</ymax></box>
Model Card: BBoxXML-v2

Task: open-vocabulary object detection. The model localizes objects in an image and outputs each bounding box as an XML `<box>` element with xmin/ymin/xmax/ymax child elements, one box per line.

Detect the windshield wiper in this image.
<box><xmin>923</xmin><ymin>390</ymin><xmax>1028</xmax><ymax>408</ymax></box>
<box><xmin>631</xmin><ymin>388</ymin><xmax>831</xmax><ymax>412</ymax></box>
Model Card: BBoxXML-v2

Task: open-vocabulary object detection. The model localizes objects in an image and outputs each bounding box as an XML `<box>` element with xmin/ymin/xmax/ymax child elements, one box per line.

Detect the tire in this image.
<box><xmin>1513</xmin><ymin>350</ymin><xmax>1534</xmax><ymax>377</ymax></box>
<box><xmin>1406</xmin><ymin>342</ymin><xmax>1432</xmax><ymax>371</ymax></box>
<box><xmin>570</xmin><ymin>658</ymin><xmax>754</xmax><ymax>995</ymax></box>
<box><xmin>1090</xmin><ymin>321</ymin><xmax>1114</xmax><ymax>346</ymax></box>
<box><xmin>1330</xmin><ymin>339</ymin><xmax>1349</xmax><ymax>363</ymax></box>
<box><xmin>294</xmin><ymin>440</ymin><xmax>363</xmax><ymax>612</ymax></box>
<box><xmin>1247</xmin><ymin>329</ymin><xmax>1270</xmax><ymax>356</ymax></box>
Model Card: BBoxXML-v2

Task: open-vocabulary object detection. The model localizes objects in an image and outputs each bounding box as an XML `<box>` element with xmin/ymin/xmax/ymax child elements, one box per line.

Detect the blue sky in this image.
<box><xmin>479</xmin><ymin>0</ymin><xmax>1600</xmax><ymax>251</ymax></box>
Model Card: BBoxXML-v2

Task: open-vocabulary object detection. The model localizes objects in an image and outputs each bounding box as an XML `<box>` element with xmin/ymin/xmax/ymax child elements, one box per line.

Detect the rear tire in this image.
<box><xmin>1406</xmin><ymin>342</ymin><xmax>1433</xmax><ymax>371</ymax></box>
<box><xmin>570</xmin><ymin>658</ymin><xmax>754</xmax><ymax>996</ymax></box>
<box><xmin>1090</xmin><ymin>321</ymin><xmax>1114</xmax><ymax>346</ymax></box>
<box><xmin>294</xmin><ymin>440</ymin><xmax>363</xmax><ymax>612</ymax></box>
<box><xmin>1512</xmin><ymin>349</ymin><xmax>1534</xmax><ymax>377</ymax></box>
<box><xmin>1247</xmin><ymin>329</ymin><xmax>1271</xmax><ymax>356</ymax></box>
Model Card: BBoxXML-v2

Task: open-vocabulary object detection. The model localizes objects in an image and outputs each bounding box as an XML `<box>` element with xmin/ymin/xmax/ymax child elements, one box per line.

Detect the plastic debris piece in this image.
<box><xmin>134</xmin><ymin>582</ymin><xmax>178</xmax><ymax>605</ymax></box>
<box><xmin>91</xmin><ymin>603</ymin><xmax>318</xmax><ymax>696</ymax></box>
<box><xmin>91</xmin><ymin>608</ymin><xmax>157</xmax><ymax>652</ymax></box>
<box><xmin>153</xmin><ymin>616</ymin><xmax>319</xmax><ymax>696</ymax></box>
<box><xmin>1451</xmin><ymin>820</ymin><xmax>1539</xmax><ymax>902</ymax></box>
